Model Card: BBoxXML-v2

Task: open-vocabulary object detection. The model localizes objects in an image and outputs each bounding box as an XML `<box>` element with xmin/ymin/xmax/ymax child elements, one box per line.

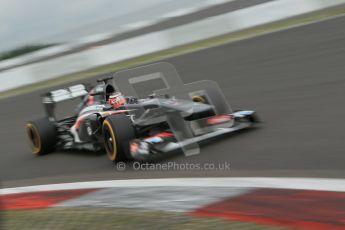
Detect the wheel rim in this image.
<box><xmin>103</xmin><ymin>120</ymin><xmax>117</xmax><ymax>161</ymax></box>
<box><xmin>26</xmin><ymin>123</ymin><xmax>41</xmax><ymax>154</ymax></box>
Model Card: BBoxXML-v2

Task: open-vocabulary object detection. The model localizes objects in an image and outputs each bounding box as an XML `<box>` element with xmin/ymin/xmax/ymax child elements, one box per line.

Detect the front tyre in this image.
<box><xmin>102</xmin><ymin>114</ymin><xmax>136</xmax><ymax>162</ymax></box>
<box><xmin>25</xmin><ymin>118</ymin><xmax>57</xmax><ymax>155</ymax></box>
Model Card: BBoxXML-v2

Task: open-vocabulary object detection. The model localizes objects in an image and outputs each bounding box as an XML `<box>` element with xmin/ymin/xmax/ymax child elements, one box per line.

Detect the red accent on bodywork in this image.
<box><xmin>0</xmin><ymin>189</ymin><xmax>99</xmax><ymax>210</ymax></box>
<box><xmin>191</xmin><ymin>188</ymin><xmax>345</xmax><ymax>230</ymax></box>
<box><xmin>87</xmin><ymin>95</ymin><xmax>95</xmax><ymax>106</ymax></box>
<box><xmin>156</xmin><ymin>132</ymin><xmax>174</xmax><ymax>138</ymax></box>
<box><xmin>142</xmin><ymin>131</ymin><xmax>174</xmax><ymax>143</ymax></box>
<box><xmin>130</xmin><ymin>142</ymin><xmax>139</xmax><ymax>154</ymax></box>
<box><xmin>87</xmin><ymin>90</ymin><xmax>95</xmax><ymax>106</ymax></box>
<box><xmin>207</xmin><ymin>115</ymin><xmax>232</xmax><ymax>125</ymax></box>
<box><xmin>74</xmin><ymin>116</ymin><xmax>86</xmax><ymax>129</ymax></box>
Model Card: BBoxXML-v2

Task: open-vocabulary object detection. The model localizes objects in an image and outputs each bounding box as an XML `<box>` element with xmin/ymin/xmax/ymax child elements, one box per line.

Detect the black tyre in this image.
<box><xmin>233</xmin><ymin>110</ymin><xmax>260</xmax><ymax>123</ymax></box>
<box><xmin>25</xmin><ymin>118</ymin><xmax>57</xmax><ymax>155</ymax></box>
<box><xmin>247</xmin><ymin>112</ymin><xmax>260</xmax><ymax>123</ymax></box>
<box><xmin>102</xmin><ymin>114</ymin><xmax>136</xmax><ymax>162</ymax></box>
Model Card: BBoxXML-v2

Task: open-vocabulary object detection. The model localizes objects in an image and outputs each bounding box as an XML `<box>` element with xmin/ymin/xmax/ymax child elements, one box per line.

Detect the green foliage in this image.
<box><xmin>0</xmin><ymin>44</ymin><xmax>53</xmax><ymax>61</ymax></box>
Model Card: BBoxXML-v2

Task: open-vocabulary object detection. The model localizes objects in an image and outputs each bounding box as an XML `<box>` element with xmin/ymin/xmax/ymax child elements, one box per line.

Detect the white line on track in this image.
<box><xmin>2</xmin><ymin>177</ymin><xmax>345</xmax><ymax>195</ymax></box>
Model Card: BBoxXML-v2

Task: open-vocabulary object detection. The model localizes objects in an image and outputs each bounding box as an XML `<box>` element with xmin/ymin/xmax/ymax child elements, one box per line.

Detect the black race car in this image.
<box><xmin>25</xmin><ymin>63</ymin><xmax>259</xmax><ymax>162</ymax></box>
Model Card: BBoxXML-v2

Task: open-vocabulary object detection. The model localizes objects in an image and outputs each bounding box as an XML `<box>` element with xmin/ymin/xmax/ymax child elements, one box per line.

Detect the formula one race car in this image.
<box><xmin>26</xmin><ymin>63</ymin><xmax>259</xmax><ymax>162</ymax></box>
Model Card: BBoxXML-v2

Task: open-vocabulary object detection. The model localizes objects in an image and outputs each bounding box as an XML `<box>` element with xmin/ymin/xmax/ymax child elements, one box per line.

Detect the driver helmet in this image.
<box><xmin>108</xmin><ymin>92</ymin><xmax>126</xmax><ymax>109</ymax></box>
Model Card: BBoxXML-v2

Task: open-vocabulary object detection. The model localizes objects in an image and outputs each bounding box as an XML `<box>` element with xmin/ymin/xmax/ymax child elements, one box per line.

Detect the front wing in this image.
<box><xmin>129</xmin><ymin>110</ymin><xmax>258</xmax><ymax>161</ymax></box>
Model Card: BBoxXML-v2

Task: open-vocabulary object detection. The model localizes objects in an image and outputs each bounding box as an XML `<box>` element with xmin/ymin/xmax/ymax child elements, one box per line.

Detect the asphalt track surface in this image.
<box><xmin>1</xmin><ymin>15</ymin><xmax>345</xmax><ymax>187</ymax></box>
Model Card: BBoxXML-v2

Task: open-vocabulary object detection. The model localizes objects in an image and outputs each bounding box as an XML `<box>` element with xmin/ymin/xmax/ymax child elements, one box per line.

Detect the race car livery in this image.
<box><xmin>26</xmin><ymin>63</ymin><xmax>259</xmax><ymax>162</ymax></box>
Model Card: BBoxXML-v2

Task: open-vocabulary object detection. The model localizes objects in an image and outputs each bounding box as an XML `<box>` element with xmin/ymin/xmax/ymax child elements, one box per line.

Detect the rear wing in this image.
<box><xmin>42</xmin><ymin>84</ymin><xmax>88</xmax><ymax>120</ymax></box>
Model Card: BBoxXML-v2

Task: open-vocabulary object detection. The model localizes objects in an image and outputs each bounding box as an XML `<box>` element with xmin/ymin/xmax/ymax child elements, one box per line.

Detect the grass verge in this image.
<box><xmin>1</xmin><ymin>6</ymin><xmax>345</xmax><ymax>100</ymax></box>
<box><xmin>1</xmin><ymin>208</ymin><xmax>287</xmax><ymax>230</ymax></box>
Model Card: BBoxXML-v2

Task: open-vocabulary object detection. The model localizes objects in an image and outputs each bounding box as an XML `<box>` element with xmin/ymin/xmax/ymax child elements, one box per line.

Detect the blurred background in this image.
<box><xmin>1</xmin><ymin>0</ymin><xmax>345</xmax><ymax>229</ymax></box>
<box><xmin>1</xmin><ymin>0</ymin><xmax>219</xmax><ymax>52</ymax></box>
<box><xmin>2</xmin><ymin>0</ymin><xmax>343</xmax><ymax>92</ymax></box>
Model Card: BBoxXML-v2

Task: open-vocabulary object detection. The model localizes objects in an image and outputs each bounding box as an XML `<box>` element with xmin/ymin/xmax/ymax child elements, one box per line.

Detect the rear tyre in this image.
<box><xmin>102</xmin><ymin>114</ymin><xmax>136</xmax><ymax>162</ymax></box>
<box><xmin>26</xmin><ymin>118</ymin><xmax>57</xmax><ymax>155</ymax></box>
